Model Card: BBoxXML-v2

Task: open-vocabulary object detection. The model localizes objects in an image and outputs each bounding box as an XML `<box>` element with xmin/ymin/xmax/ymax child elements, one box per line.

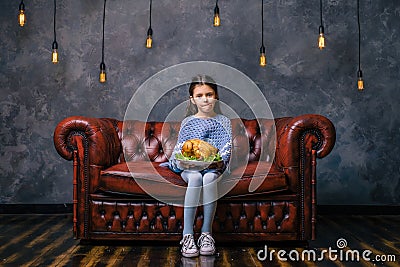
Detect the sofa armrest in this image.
<box><xmin>53</xmin><ymin>116</ymin><xmax>121</xmax><ymax>167</ymax></box>
<box><xmin>275</xmin><ymin>114</ymin><xmax>336</xmax><ymax>169</ymax></box>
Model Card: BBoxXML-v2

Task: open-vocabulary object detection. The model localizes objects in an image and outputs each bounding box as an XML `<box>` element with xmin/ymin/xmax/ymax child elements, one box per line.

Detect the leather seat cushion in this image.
<box><xmin>99</xmin><ymin>161</ymin><xmax>287</xmax><ymax>198</ymax></box>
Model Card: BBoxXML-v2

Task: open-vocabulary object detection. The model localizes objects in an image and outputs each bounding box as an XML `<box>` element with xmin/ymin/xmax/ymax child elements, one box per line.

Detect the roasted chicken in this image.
<box><xmin>181</xmin><ymin>139</ymin><xmax>218</xmax><ymax>160</ymax></box>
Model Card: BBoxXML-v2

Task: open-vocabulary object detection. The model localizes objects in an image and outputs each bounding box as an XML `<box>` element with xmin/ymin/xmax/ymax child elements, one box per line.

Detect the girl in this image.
<box><xmin>169</xmin><ymin>75</ymin><xmax>232</xmax><ymax>257</ymax></box>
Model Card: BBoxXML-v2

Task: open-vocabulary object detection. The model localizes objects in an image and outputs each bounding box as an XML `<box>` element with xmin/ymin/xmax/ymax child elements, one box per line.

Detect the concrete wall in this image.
<box><xmin>0</xmin><ymin>0</ymin><xmax>399</xmax><ymax>204</ymax></box>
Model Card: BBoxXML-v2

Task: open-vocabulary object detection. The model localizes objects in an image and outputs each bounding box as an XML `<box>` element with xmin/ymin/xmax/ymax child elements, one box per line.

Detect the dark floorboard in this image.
<box><xmin>0</xmin><ymin>214</ymin><xmax>399</xmax><ymax>266</ymax></box>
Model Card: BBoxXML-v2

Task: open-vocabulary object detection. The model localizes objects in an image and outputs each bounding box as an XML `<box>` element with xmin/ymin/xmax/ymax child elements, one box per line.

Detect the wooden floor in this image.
<box><xmin>0</xmin><ymin>214</ymin><xmax>398</xmax><ymax>266</ymax></box>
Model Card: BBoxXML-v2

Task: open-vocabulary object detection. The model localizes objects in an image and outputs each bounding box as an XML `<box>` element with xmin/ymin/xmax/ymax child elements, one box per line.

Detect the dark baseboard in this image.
<box><xmin>0</xmin><ymin>204</ymin><xmax>399</xmax><ymax>215</ymax></box>
<box><xmin>0</xmin><ymin>203</ymin><xmax>73</xmax><ymax>214</ymax></box>
<box><xmin>317</xmin><ymin>205</ymin><xmax>400</xmax><ymax>215</ymax></box>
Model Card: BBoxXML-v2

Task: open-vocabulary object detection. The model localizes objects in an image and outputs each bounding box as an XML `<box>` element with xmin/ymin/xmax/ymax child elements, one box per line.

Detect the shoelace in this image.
<box><xmin>198</xmin><ymin>234</ymin><xmax>214</xmax><ymax>247</ymax></box>
<box><xmin>181</xmin><ymin>235</ymin><xmax>197</xmax><ymax>249</ymax></box>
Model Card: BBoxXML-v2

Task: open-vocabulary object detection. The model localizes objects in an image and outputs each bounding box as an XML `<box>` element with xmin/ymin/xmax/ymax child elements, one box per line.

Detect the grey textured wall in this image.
<box><xmin>0</xmin><ymin>0</ymin><xmax>399</xmax><ymax>205</ymax></box>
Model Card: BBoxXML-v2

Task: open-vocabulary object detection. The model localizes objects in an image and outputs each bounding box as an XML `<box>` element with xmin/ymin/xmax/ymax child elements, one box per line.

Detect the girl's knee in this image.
<box><xmin>203</xmin><ymin>172</ymin><xmax>219</xmax><ymax>185</ymax></box>
<box><xmin>182</xmin><ymin>171</ymin><xmax>203</xmax><ymax>186</ymax></box>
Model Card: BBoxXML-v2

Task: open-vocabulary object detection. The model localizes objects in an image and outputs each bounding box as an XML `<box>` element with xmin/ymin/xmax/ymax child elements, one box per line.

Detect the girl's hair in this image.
<box><xmin>185</xmin><ymin>75</ymin><xmax>222</xmax><ymax>116</ymax></box>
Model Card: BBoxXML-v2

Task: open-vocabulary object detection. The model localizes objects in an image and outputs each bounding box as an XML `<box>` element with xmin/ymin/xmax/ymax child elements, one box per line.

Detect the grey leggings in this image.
<box><xmin>181</xmin><ymin>170</ymin><xmax>219</xmax><ymax>235</ymax></box>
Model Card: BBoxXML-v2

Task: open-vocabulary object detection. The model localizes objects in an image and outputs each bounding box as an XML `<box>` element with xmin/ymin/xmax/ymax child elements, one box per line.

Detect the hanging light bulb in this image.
<box><xmin>52</xmin><ymin>41</ymin><xmax>59</xmax><ymax>64</ymax></box>
<box><xmin>146</xmin><ymin>0</ymin><xmax>153</xmax><ymax>48</ymax></box>
<box><xmin>146</xmin><ymin>28</ymin><xmax>153</xmax><ymax>48</ymax></box>
<box><xmin>318</xmin><ymin>0</ymin><xmax>325</xmax><ymax>50</ymax></box>
<box><xmin>19</xmin><ymin>0</ymin><xmax>26</xmax><ymax>27</ymax></box>
<box><xmin>259</xmin><ymin>0</ymin><xmax>266</xmax><ymax>67</ymax></box>
<box><xmin>52</xmin><ymin>0</ymin><xmax>59</xmax><ymax>64</ymax></box>
<box><xmin>213</xmin><ymin>0</ymin><xmax>220</xmax><ymax>27</ymax></box>
<box><xmin>357</xmin><ymin>70</ymin><xmax>364</xmax><ymax>91</ymax></box>
<box><xmin>99</xmin><ymin>0</ymin><xmax>107</xmax><ymax>83</ymax></box>
<box><xmin>318</xmin><ymin>26</ymin><xmax>325</xmax><ymax>50</ymax></box>
<box><xmin>357</xmin><ymin>0</ymin><xmax>364</xmax><ymax>91</ymax></box>
<box><xmin>99</xmin><ymin>62</ymin><xmax>106</xmax><ymax>83</ymax></box>
<box><xmin>260</xmin><ymin>45</ymin><xmax>266</xmax><ymax>67</ymax></box>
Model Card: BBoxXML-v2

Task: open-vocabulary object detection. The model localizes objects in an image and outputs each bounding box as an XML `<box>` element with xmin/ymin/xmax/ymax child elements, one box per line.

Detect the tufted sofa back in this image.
<box><xmin>116</xmin><ymin>118</ymin><xmax>277</xmax><ymax>164</ymax></box>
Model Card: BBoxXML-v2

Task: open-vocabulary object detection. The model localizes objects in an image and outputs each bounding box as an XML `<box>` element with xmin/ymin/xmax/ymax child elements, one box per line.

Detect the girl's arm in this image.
<box><xmin>218</xmin><ymin>117</ymin><xmax>232</xmax><ymax>164</ymax></box>
<box><xmin>169</xmin><ymin>117</ymin><xmax>203</xmax><ymax>172</ymax></box>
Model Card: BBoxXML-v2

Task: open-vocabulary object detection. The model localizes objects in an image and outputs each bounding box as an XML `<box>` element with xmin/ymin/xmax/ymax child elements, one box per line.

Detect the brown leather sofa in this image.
<box><xmin>53</xmin><ymin>114</ymin><xmax>335</xmax><ymax>242</ymax></box>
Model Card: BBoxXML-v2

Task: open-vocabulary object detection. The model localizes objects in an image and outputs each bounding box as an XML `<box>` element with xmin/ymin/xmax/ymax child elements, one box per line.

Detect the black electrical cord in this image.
<box><xmin>101</xmin><ymin>0</ymin><xmax>106</xmax><ymax>64</ymax></box>
<box><xmin>357</xmin><ymin>0</ymin><xmax>361</xmax><ymax>72</ymax></box>
<box><xmin>53</xmin><ymin>0</ymin><xmax>57</xmax><ymax>43</ymax></box>
<box><xmin>261</xmin><ymin>0</ymin><xmax>264</xmax><ymax>46</ymax></box>
<box><xmin>320</xmin><ymin>0</ymin><xmax>323</xmax><ymax>27</ymax></box>
<box><xmin>149</xmin><ymin>0</ymin><xmax>152</xmax><ymax>29</ymax></box>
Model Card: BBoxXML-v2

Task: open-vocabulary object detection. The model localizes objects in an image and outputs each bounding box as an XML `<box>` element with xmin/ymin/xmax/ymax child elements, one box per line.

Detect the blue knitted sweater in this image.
<box><xmin>169</xmin><ymin>114</ymin><xmax>232</xmax><ymax>173</ymax></box>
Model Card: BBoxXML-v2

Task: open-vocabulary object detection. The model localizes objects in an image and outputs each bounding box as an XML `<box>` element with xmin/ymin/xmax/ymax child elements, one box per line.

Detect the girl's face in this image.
<box><xmin>190</xmin><ymin>84</ymin><xmax>217</xmax><ymax>117</ymax></box>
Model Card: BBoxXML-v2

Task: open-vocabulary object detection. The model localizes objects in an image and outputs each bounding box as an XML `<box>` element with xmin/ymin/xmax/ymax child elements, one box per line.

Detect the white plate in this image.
<box><xmin>176</xmin><ymin>159</ymin><xmax>224</xmax><ymax>171</ymax></box>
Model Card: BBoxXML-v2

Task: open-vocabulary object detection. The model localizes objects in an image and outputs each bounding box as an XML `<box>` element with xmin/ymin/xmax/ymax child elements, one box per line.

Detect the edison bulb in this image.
<box><xmin>358</xmin><ymin>78</ymin><xmax>364</xmax><ymax>91</ymax></box>
<box><xmin>146</xmin><ymin>35</ymin><xmax>152</xmax><ymax>48</ymax></box>
<box><xmin>52</xmin><ymin>49</ymin><xmax>58</xmax><ymax>63</ymax></box>
<box><xmin>214</xmin><ymin>14</ymin><xmax>220</xmax><ymax>27</ymax></box>
<box><xmin>318</xmin><ymin>33</ymin><xmax>325</xmax><ymax>50</ymax></box>
<box><xmin>19</xmin><ymin>10</ymin><xmax>25</xmax><ymax>26</ymax></box>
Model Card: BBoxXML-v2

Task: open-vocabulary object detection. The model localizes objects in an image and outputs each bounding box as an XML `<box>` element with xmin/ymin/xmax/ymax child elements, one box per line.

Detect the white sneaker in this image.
<box><xmin>180</xmin><ymin>234</ymin><xmax>199</xmax><ymax>258</ymax></box>
<box><xmin>197</xmin><ymin>233</ymin><xmax>216</xmax><ymax>256</ymax></box>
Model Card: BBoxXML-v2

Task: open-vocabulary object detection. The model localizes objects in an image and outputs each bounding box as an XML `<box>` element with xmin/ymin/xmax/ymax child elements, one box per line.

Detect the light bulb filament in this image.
<box><xmin>318</xmin><ymin>25</ymin><xmax>325</xmax><ymax>50</ymax></box>
<box><xmin>260</xmin><ymin>53</ymin><xmax>266</xmax><ymax>67</ymax></box>
<box><xmin>146</xmin><ymin>28</ymin><xmax>153</xmax><ymax>48</ymax></box>
<box><xmin>214</xmin><ymin>13</ymin><xmax>220</xmax><ymax>27</ymax></box>
<box><xmin>99</xmin><ymin>62</ymin><xmax>106</xmax><ymax>83</ymax></box>
<box><xmin>358</xmin><ymin>78</ymin><xmax>364</xmax><ymax>91</ymax></box>
<box><xmin>259</xmin><ymin>45</ymin><xmax>266</xmax><ymax>67</ymax></box>
<box><xmin>100</xmin><ymin>71</ymin><xmax>106</xmax><ymax>83</ymax></box>
<box><xmin>19</xmin><ymin>10</ymin><xmax>25</xmax><ymax>26</ymax></box>
<box><xmin>357</xmin><ymin>70</ymin><xmax>364</xmax><ymax>91</ymax></box>
<box><xmin>146</xmin><ymin>36</ymin><xmax>152</xmax><ymax>48</ymax></box>
<box><xmin>51</xmin><ymin>41</ymin><xmax>59</xmax><ymax>63</ymax></box>
<box><xmin>213</xmin><ymin>4</ymin><xmax>220</xmax><ymax>27</ymax></box>
<box><xmin>318</xmin><ymin>33</ymin><xmax>325</xmax><ymax>50</ymax></box>
<box><xmin>52</xmin><ymin>49</ymin><xmax>58</xmax><ymax>63</ymax></box>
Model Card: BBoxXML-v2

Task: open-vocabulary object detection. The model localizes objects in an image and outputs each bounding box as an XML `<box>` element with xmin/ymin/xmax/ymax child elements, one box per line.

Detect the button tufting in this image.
<box><xmin>262</xmin><ymin>221</ymin><xmax>267</xmax><ymax>230</ymax></box>
<box><xmin>100</xmin><ymin>210</ymin><xmax>106</xmax><ymax>219</ymax></box>
<box><xmin>248</xmin><ymin>222</ymin><xmax>253</xmax><ymax>231</ymax></box>
<box><xmin>113</xmin><ymin>212</ymin><xmax>120</xmax><ymax>219</ymax></box>
<box><xmin>268</xmin><ymin>208</ymin><xmax>275</xmax><ymax>217</ymax></box>
<box><xmin>162</xmin><ymin>220</ymin><xmax>168</xmax><ymax>230</ymax></box>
